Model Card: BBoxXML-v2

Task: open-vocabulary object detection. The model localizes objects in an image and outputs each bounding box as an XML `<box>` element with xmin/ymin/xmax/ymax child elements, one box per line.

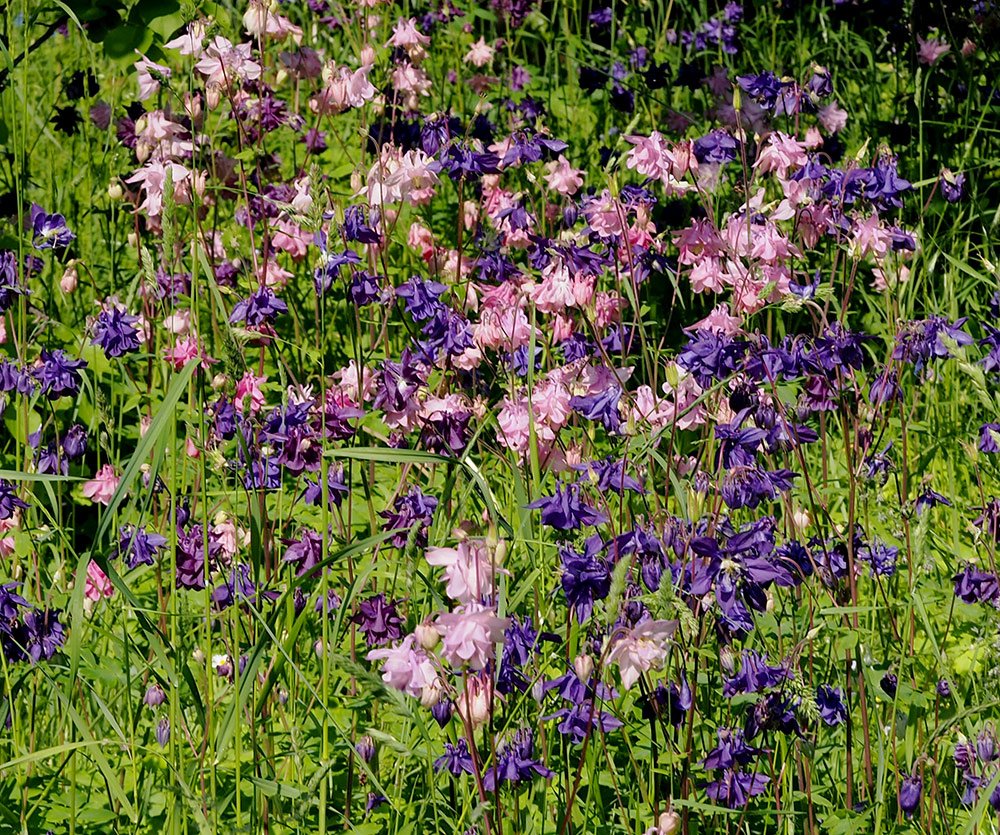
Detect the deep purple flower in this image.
<box><xmin>62</xmin><ymin>424</ymin><xmax>88</xmax><ymax>460</ymax></box>
<box><xmin>560</xmin><ymin>538</ymin><xmax>611</xmax><ymax>622</ymax></box>
<box><xmin>21</xmin><ymin>609</ymin><xmax>65</xmax><ymax>662</ymax></box>
<box><xmin>229</xmin><ymin>287</ymin><xmax>288</xmax><ymax>326</ymax></box>
<box><xmin>704</xmin><ymin>769</ymin><xmax>770</xmax><ymax>808</ymax></box>
<box><xmin>348</xmin><ymin>271</ymin><xmax>382</xmax><ymax>306</ymax></box>
<box><xmin>351</xmin><ymin>593</ymin><xmax>404</xmax><ymax>646</ymax></box>
<box><xmin>544</xmin><ymin>700</ymin><xmax>623</xmax><ymax>743</ymax></box>
<box><xmin>702</xmin><ymin>727</ymin><xmax>762</xmax><ymax>771</ymax></box>
<box><xmin>0</xmin><ymin>480</ymin><xmax>28</xmax><ymax>521</ymax></box>
<box><xmin>33</xmin><ymin>350</ymin><xmax>87</xmax><ymax>399</ymax></box>
<box><xmin>575</xmin><ymin>458</ymin><xmax>644</xmax><ymax>494</ymax></box>
<box><xmin>527</xmin><ymin>484</ymin><xmax>607</xmax><ymax>531</ymax></box>
<box><xmin>953</xmin><ymin>563</ymin><xmax>1000</xmax><ymax>604</ymax></box>
<box><xmin>92</xmin><ymin>307</ymin><xmax>142</xmax><ymax>357</ymax></box>
<box><xmin>116</xmin><ymin>526</ymin><xmax>169</xmax><ymax>569</ymax></box>
<box><xmin>899</xmin><ymin>775</ymin><xmax>922</xmax><ymax>818</ymax></box>
<box><xmin>723</xmin><ymin>651</ymin><xmax>790</xmax><ymax>696</ymax></box>
<box><xmin>570</xmin><ymin>386</ymin><xmax>622</xmax><ymax>433</ymax></box>
<box><xmin>880</xmin><ymin>672</ymin><xmax>898</xmax><ymax>698</ymax></box>
<box><xmin>980</xmin><ymin>423</ymin><xmax>1000</xmax><ymax>453</ymax></box>
<box><xmin>816</xmin><ymin>685</ymin><xmax>847</xmax><ymax>726</ymax></box>
<box><xmin>381</xmin><ymin>488</ymin><xmax>438</xmax><ymax>548</ymax></box>
<box><xmin>29</xmin><ymin>204</ymin><xmax>75</xmax><ymax>249</ymax></box>
<box><xmin>857</xmin><ymin>538</ymin><xmax>898</xmax><ymax>577</ymax></box>
<box><xmin>737</xmin><ymin>71</ymin><xmax>786</xmax><ymax>109</ymax></box>
<box><xmin>303</xmin><ymin>466</ymin><xmax>349</xmax><ymax>507</ymax></box>
<box><xmin>939</xmin><ymin>169</ymin><xmax>966</xmax><ymax>203</ymax></box>
<box><xmin>0</xmin><ymin>252</ymin><xmax>28</xmax><ymax>313</ymax></box>
<box><xmin>434</xmin><ymin>739</ymin><xmax>475</xmax><ymax>775</ymax></box>
<box><xmin>156</xmin><ymin>718</ymin><xmax>170</xmax><ymax>747</ymax></box>
<box><xmin>396</xmin><ymin>276</ymin><xmax>447</xmax><ymax>321</ymax></box>
<box><xmin>283</xmin><ymin>529</ymin><xmax>325</xmax><ymax>578</ymax></box>
<box><xmin>482</xmin><ymin>729</ymin><xmax>553</xmax><ymax>790</ymax></box>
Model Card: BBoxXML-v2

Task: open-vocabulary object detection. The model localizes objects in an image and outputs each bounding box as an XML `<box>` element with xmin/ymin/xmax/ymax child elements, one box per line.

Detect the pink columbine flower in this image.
<box><xmin>543</xmin><ymin>155</ymin><xmax>584</xmax><ymax>196</ymax></box>
<box><xmin>134</xmin><ymin>55</ymin><xmax>171</xmax><ymax>101</ymax></box>
<box><xmin>243</xmin><ymin>0</ymin><xmax>302</xmax><ymax>41</ymax></box>
<box><xmin>83</xmin><ymin>465</ymin><xmax>120</xmax><ymax>506</ymax></box>
<box><xmin>367</xmin><ymin>635</ymin><xmax>442</xmax><ymax>704</ymax></box>
<box><xmin>917</xmin><ymin>34</ymin><xmax>950</xmax><ymax>65</ymax></box>
<box><xmin>426</xmin><ymin>540</ymin><xmax>506</xmax><ymax>604</ymax></box>
<box><xmin>164</xmin><ymin>20</ymin><xmax>208</xmax><ymax>56</ymax></box>
<box><xmin>435</xmin><ymin>605</ymin><xmax>509</xmax><ymax>671</ymax></box>
<box><xmin>607</xmin><ymin>619</ymin><xmax>678</xmax><ymax>690</ymax></box>
<box><xmin>455</xmin><ymin>672</ymin><xmax>496</xmax><ymax>728</ymax></box>
<box><xmin>195</xmin><ymin>36</ymin><xmax>262</xmax><ymax>90</ymax></box>
<box><xmin>84</xmin><ymin>560</ymin><xmax>115</xmax><ymax>602</ymax></box>
<box><xmin>818</xmin><ymin>102</ymin><xmax>849</xmax><ymax>134</ymax></box>
<box><xmin>464</xmin><ymin>37</ymin><xmax>494</xmax><ymax>67</ymax></box>
<box><xmin>235</xmin><ymin>371</ymin><xmax>267</xmax><ymax>413</ymax></box>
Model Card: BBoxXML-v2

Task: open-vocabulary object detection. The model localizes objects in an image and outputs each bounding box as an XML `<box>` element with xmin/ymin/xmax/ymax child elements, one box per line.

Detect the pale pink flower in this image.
<box><xmin>312</xmin><ymin>62</ymin><xmax>377</xmax><ymax>114</ymax></box>
<box><xmin>917</xmin><ymin>35</ymin><xmax>950</xmax><ymax>65</ymax></box>
<box><xmin>85</xmin><ymin>561</ymin><xmax>115</xmax><ymax>602</ymax></box>
<box><xmin>195</xmin><ymin>37</ymin><xmax>262</xmax><ymax>89</ymax></box>
<box><xmin>243</xmin><ymin>0</ymin><xmax>302</xmax><ymax>41</ymax></box>
<box><xmin>851</xmin><ymin>214</ymin><xmax>891</xmax><ymax>260</ymax></box>
<box><xmin>390</xmin><ymin>62</ymin><xmax>432</xmax><ymax>109</ymax></box>
<box><xmin>83</xmin><ymin>465</ymin><xmax>120</xmax><ymax>506</ymax></box>
<box><xmin>126</xmin><ymin>160</ymin><xmax>190</xmax><ymax>219</ymax></box>
<box><xmin>426</xmin><ymin>540</ymin><xmax>506</xmax><ymax>604</ymax></box>
<box><xmin>367</xmin><ymin>635</ymin><xmax>442</xmax><ymax>702</ymax></box>
<box><xmin>543</xmin><ymin>155</ymin><xmax>584</xmax><ymax>196</ymax></box>
<box><xmin>386</xmin><ymin>17</ymin><xmax>430</xmax><ymax>60</ymax></box>
<box><xmin>164</xmin><ymin>20</ymin><xmax>208</xmax><ymax>56</ymax></box>
<box><xmin>163</xmin><ymin>336</ymin><xmax>211</xmax><ymax>371</ymax></box>
<box><xmin>607</xmin><ymin>619</ymin><xmax>677</xmax><ymax>690</ymax></box>
<box><xmin>271</xmin><ymin>219</ymin><xmax>309</xmax><ymax>260</ymax></box>
<box><xmin>626</xmin><ymin>132</ymin><xmax>673</xmax><ymax>179</ymax></box>
<box><xmin>754</xmin><ymin>132</ymin><xmax>807</xmax><ymax>178</ymax></box>
<box><xmin>818</xmin><ymin>102</ymin><xmax>848</xmax><ymax>133</ymax></box>
<box><xmin>435</xmin><ymin>605</ymin><xmax>509</xmax><ymax>671</ymax></box>
<box><xmin>464</xmin><ymin>37</ymin><xmax>494</xmax><ymax>67</ymax></box>
<box><xmin>134</xmin><ymin>55</ymin><xmax>171</xmax><ymax>101</ymax></box>
<box><xmin>455</xmin><ymin>672</ymin><xmax>496</xmax><ymax>728</ymax></box>
<box><xmin>687</xmin><ymin>304</ymin><xmax>743</xmax><ymax>335</ymax></box>
<box><xmin>584</xmin><ymin>190</ymin><xmax>625</xmax><ymax>239</ymax></box>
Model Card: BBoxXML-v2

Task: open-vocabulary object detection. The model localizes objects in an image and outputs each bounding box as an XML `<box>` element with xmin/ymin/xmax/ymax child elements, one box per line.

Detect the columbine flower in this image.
<box><xmin>84</xmin><ymin>561</ymin><xmax>114</xmax><ymax>602</ymax></box>
<box><xmin>526</xmin><ymin>484</ymin><xmax>607</xmax><ymax>531</ymax></box>
<box><xmin>899</xmin><ymin>775</ymin><xmax>922</xmax><ymax>818</ymax></box>
<box><xmin>29</xmin><ymin>204</ymin><xmax>75</xmax><ymax>249</ymax></box>
<box><xmin>816</xmin><ymin>685</ymin><xmax>847</xmax><ymax>726</ymax></box>
<box><xmin>425</xmin><ymin>540</ymin><xmax>505</xmax><ymax>604</ymax></box>
<box><xmin>0</xmin><ymin>479</ymin><xmax>28</xmax><ymax>521</ymax></box>
<box><xmin>33</xmin><ymin>350</ymin><xmax>87</xmax><ymax>399</ymax></box>
<box><xmin>560</xmin><ymin>536</ymin><xmax>612</xmax><ymax>622</ymax></box>
<box><xmin>435</xmin><ymin>604</ymin><xmax>509</xmax><ymax>671</ymax></box>
<box><xmin>607</xmin><ymin>619</ymin><xmax>677</xmax><ymax>690</ymax></box>
<box><xmin>434</xmin><ymin>739</ymin><xmax>475</xmax><ymax>775</ymax></box>
<box><xmin>229</xmin><ymin>288</ymin><xmax>288</xmax><ymax>327</ymax></box>
<box><xmin>92</xmin><ymin>306</ymin><xmax>143</xmax><ymax>357</ymax></box>
<box><xmin>351</xmin><ymin>593</ymin><xmax>405</xmax><ymax>646</ymax></box>
<box><xmin>82</xmin><ymin>465</ymin><xmax>120</xmax><ymax>506</ymax></box>
<box><xmin>367</xmin><ymin>635</ymin><xmax>441</xmax><ymax>703</ymax></box>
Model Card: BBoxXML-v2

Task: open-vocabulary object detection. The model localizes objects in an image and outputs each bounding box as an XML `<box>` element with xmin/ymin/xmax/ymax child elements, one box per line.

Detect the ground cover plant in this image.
<box><xmin>1</xmin><ymin>0</ymin><xmax>999</xmax><ymax>832</ymax></box>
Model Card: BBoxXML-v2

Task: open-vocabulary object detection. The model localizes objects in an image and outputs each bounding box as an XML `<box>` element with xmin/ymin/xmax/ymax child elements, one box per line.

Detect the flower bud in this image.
<box><xmin>573</xmin><ymin>653</ymin><xmax>594</xmax><ymax>683</ymax></box>
<box><xmin>415</xmin><ymin>622</ymin><xmax>440</xmax><ymax>650</ymax></box>
<box><xmin>658</xmin><ymin>811</ymin><xmax>681</xmax><ymax>835</ymax></box>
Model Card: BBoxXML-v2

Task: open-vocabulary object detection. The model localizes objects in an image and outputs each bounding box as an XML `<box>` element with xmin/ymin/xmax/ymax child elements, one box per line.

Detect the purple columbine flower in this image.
<box><xmin>704</xmin><ymin>769</ymin><xmax>770</xmax><ymax>808</ymax></box>
<box><xmin>22</xmin><ymin>609</ymin><xmax>66</xmax><ymax>662</ymax></box>
<box><xmin>29</xmin><ymin>204</ymin><xmax>75</xmax><ymax>249</ymax></box>
<box><xmin>0</xmin><ymin>479</ymin><xmax>29</xmax><ymax>521</ymax></box>
<box><xmin>144</xmin><ymin>684</ymin><xmax>167</xmax><ymax>707</ymax></box>
<box><xmin>156</xmin><ymin>717</ymin><xmax>170</xmax><ymax>747</ymax></box>
<box><xmin>92</xmin><ymin>307</ymin><xmax>142</xmax><ymax>357</ymax></box>
<box><xmin>62</xmin><ymin>424</ymin><xmax>88</xmax><ymax>460</ymax></box>
<box><xmin>33</xmin><ymin>350</ymin><xmax>87</xmax><ymax>399</ymax></box>
<box><xmin>723</xmin><ymin>650</ymin><xmax>790</xmax><ymax>696</ymax></box>
<box><xmin>527</xmin><ymin>484</ymin><xmax>607</xmax><ymax>531</ymax></box>
<box><xmin>434</xmin><ymin>739</ymin><xmax>475</xmax><ymax>775</ymax></box>
<box><xmin>575</xmin><ymin>458</ymin><xmax>644</xmax><ymax>494</ymax></box>
<box><xmin>351</xmin><ymin>593</ymin><xmax>404</xmax><ymax>646</ymax></box>
<box><xmin>0</xmin><ymin>251</ymin><xmax>28</xmax><ymax>313</ymax></box>
<box><xmin>816</xmin><ymin>685</ymin><xmax>847</xmax><ymax>726</ymax></box>
<box><xmin>939</xmin><ymin>169</ymin><xmax>966</xmax><ymax>203</ymax></box>
<box><xmin>544</xmin><ymin>700</ymin><xmax>623</xmax><ymax>743</ymax></box>
<box><xmin>737</xmin><ymin>70</ymin><xmax>786</xmax><ymax>109</ymax></box>
<box><xmin>395</xmin><ymin>276</ymin><xmax>447</xmax><ymax>322</ymax></box>
<box><xmin>693</xmin><ymin>129</ymin><xmax>739</xmax><ymax>165</ymax></box>
<box><xmin>116</xmin><ymin>525</ymin><xmax>169</xmax><ymax>569</ymax></box>
<box><xmin>283</xmin><ymin>529</ymin><xmax>325</xmax><ymax>578</ymax></box>
<box><xmin>899</xmin><ymin>775</ymin><xmax>922</xmax><ymax>818</ymax></box>
<box><xmin>482</xmin><ymin>729</ymin><xmax>553</xmax><ymax>790</ymax></box>
<box><xmin>953</xmin><ymin>563</ymin><xmax>1000</xmax><ymax>604</ymax></box>
<box><xmin>229</xmin><ymin>287</ymin><xmax>288</xmax><ymax>326</ymax></box>
<box><xmin>380</xmin><ymin>488</ymin><xmax>438</xmax><ymax>548</ymax></box>
<box><xmin>570</xmin><ymin>386</ymin><xmax>622</xmax><ymax>434</ymax></box>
